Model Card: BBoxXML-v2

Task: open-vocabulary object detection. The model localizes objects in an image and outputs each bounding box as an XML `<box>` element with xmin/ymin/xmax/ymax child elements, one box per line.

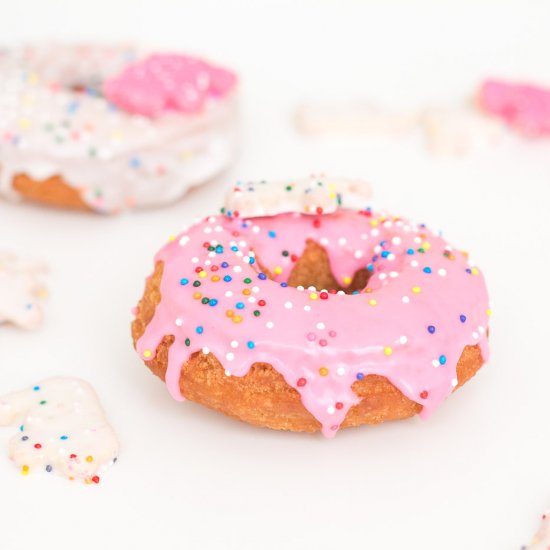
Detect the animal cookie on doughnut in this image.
<box><xmin>0</xmin><ymin>44</ymin><xmax>238</xmax><ymax>213</ymax></box>
<box><xmin>132</xmin><ymin>177</ymin><xmax>490</xmax><ymax>437</ymax></box>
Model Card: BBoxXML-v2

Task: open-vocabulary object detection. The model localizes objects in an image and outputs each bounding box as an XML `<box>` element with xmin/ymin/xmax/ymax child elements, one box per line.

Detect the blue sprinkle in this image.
<box><xmin>249</xmin><ymin>257</ymin><xmax>255</xmax><ymax>265</ymax></box>
<box><xmin>407</xmin><ymin>248</ymin><xmax>415</xmax><ymax>255</ymax></box>
<box><xmin>215</xmin><ymin>245</ymin><xmax>223</xmax><ymax>254</ymax></box>
<box><xmin>236</xmin><ymin>302</ymin><xmax>245</xmax><ymax>309</ymax></box>
<box><xmin>223</xmin><ymin>275</ymin><xmax>232</xmax><ymax>282</ymax></box>
<box><xmin>367</xmin><ymin>264</ymin><xmax>374</xmax><ymax>272</ymax></box>
<box><xmin>231</xmin><ymin>246</ymin><xmax>239</xmax><ymax>252</ymax></box>
<box><xmin>221</xmin><ymin>262</ymin><xmax>229</xmax><ymax>268</ymax></box>
<box><xmin>356</xmin><ymin>373</ymin><xmax>364</xmax><ymax>380</ymax></box>
<box><xmin>465</xmin><ymin>268</ymin><xmax>472</xmax><ymax>274</ymax></box>
<box><xmin>129</xmin><ymin>156</ymin><xmax>141</xmax><ymax>168</ymax></box>
<box><xmin>60</xmin><ymin>435</ymin><xmax>68</xmax><ymax>441</ymax></box>
<box><xmin>460</xmin><ymin>314</ymin><xmax>467</xmax><ymax>323</ymax></box>
<box><xmin>25</xmin><ymin>303</ymin><xmax>33</xmax><ymax>310</ymax></box>
<box><xmin>66</xmin><ymin>100</ymin><xmax>79</xmax><ymax>114</ymax></box>
<box><xmin>19</xmin><ymin>425</ymin><xmax>24</xmax><ymax>432</ymax></box>
<box><xmin>45</xmin><ymin>465</ymin><xmax>53</xmax><ymax>473</ymax></box>
<box><xmin>196</xmin><ymin>326</ymin><xmax>204</xmax><ymax>335</ymax></box>
<box><xmin>258</xmin><ymin>273</ymin><xmax>267</xmax><ymax>280</ymax></box>
<box><xmin>427</xmin><ymin>325</ymin><xmax>436</xmax><ymax>334</ymax></box>
<box><xmin>268</xmin><ymin>231</ymin><xmax>276</xmax><ymax>238</ymax></box>
<box><xmin>423</xmin><ymin>267</ymin><xmax>432</xmax><ymax>274</ymax></box>
<box><xmin>247</xmin><ymin>341</ymin><xmax>255</xmax><ymax>349</ymax></box>
<box><xmin>381</xmin><ymin>251</ymin><xmax>390</xmax><ymax>258</ymax></box>
<box><xmin>352</xmin><ymin>290</ymin><xmax>360</xmax><ymax>295</ymax></box>
<box><xmin>209</xmin><ymin>299</ymin><xmax>218</xmax><ymax>307</ymax></box>
<box><xmin>21</xmin><ymin>436</ymin><xmax>29</xmax><ymax>441</ymax></box>
<box><xmin>180</xmin><ymin>278</ymin><xmax>189</xmax><ymax>285</ymax></box>
<box><xmin>33</xmin><ymin>386</ymin><xmax>40</xmax><ymax>391</ymax></box>
<box><xmin>439</xmin><ymin>355</ymin><xmax>447</xmax><ymax>365</ymax></box>
<box><xmin>280</xmin><ymin>282</ymin><xmax>288</xmax><ymax>288</ymax></box>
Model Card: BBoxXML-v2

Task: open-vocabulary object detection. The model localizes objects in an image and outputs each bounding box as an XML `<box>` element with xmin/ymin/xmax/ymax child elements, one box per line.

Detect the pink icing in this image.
<box><xmin>135</xmin><ymin>209</ymin><xmax>490</xmax><ymax>437</ymax></box>
<box><xmin>104</xmin><ymin>54</ymin><xmax>237</xmax><ymax>118</ymax></box>
<box><xmin>479</xmin><ymin>79</ymin><xmax>550</xmax><ymax>137</ymax></box>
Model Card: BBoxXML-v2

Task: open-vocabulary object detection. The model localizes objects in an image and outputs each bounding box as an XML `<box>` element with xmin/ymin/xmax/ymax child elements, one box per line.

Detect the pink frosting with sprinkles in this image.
<box><xmin>136</xmin><ymin>207</ymin><xmax>490</xmax><ymax>437</ymax></box>
<box><xmin>103</xmin><ymin>54</ymin><xmax>237</xmax><ymax>118</ymax></box>
<box><xmin>479</xmin><ymin>79</ymin><xmax>550</xmax><ymax>137</ymax></box>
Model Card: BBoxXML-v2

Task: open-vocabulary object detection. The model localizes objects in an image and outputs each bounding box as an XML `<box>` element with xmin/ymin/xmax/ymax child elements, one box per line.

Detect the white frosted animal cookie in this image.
<box><xmin>295</xmin><ymin>100</ymin><xmax>419</xmax><ymax>136</ymax></box>
<box><xmin>223</xmin><ymin>176</ymin><xmax>372</xmax><ymax>218</ymax></box>
<box><xmin>522</xmin><ymin>512</ymin><xmax>550</xmax><ymax>550</ymax></box>
<box><xmin>421</xmin><ymin>104</ymin><xmax>503</xmax><ymax>156</ymax></box>
<box><xmin>0</xmin><ymin>252</ymin><xmax>47</xmax><ymax>329</ymax></box>
<box><xmin>0</xmin><ymin>377</ymin><xmax>118</xmax><ymax>483</ymax></box>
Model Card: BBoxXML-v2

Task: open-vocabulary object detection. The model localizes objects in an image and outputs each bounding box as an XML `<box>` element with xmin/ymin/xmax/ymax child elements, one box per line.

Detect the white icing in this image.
<box><xmin>0</xmin><ymin>44</ymin><xmax>238</xmax><ymax>213</ymax></box>
<box><xmin>523</xmin><ymin>512</ymin><xmax>550</xmax><ymax>550</ymax></box>
<box><xmin>420</xmin><ymin>105</ymin><xmax>503</xmax><ymax>156</ymax></box>
<box><xmin>0</xmin><ymin>252</ymin><xmax>47</xmax><ymax>329</ymax></box>
<box><xmin>0</xmin><ymin>377</ymin><xmax>118</xmax><ymax>483</ymax></box>
<box><xmin>224</xmin><ymin>176</ymin><xmax>372</xmax><ymax>218</ymax></box>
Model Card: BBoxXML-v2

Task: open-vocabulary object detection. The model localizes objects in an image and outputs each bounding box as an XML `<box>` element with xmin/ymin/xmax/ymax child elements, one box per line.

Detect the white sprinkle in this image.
<box><xmin>211</xmin><ymin>240</ymin><xmax>218</xmax><ymax>246</ymax></box>
<box><xmin>296</xmin><ymin>285</ymin><xmax>305</xmax><ymax>291</ymax></box>
<box><xmin>233</xmin><ymin>266</ymin><xmax>242</xmax><ymax>273</ymax></box>
<box><xmin>304</xmin><ymin>305</ymin><xmax>311</xmax><ymax>312</ymax></box>
<box><xmin>204</xmin><ymin>227</ymin><xmax>212</xmax><ymax>234</ymax></box>
<box><xmin>414</xmin><ymin>237</ymin><xmax>422</xmax><ymax>244</ymax></box>
<box><xmin>389</xmin><ymin>271</ymin><xmax>398</xmax><ymax>278</ymax></box>
<box><xmin>316</xmin><ymin>322</ymin><xmax>325</xmax><ymax>330</ymax></box>
<box><xmin>451</xmin><ymin>378</ymin><xmax>458</xmax><ymax>387</ymax></box>
<box><xmin>327</xmin><ymin>406</ymin><xmax>336</xmax><ymax>415</ymax></box>
<box><xmin>205</xmin><ymin>260</ymin><xmax>211</xmax><ymax>266</ymax></box>
<box><xmin>320</xmin><ymin>237</ymin><xmax>329</xmax><ymax>246</ymax></box>
<box><xmin>248</xmin><ymin>297</ymin><xmax>256</xmax><ymax>303</ymax></box>
<box><xmin>284</xmin><ymin>301</ymin><xmax>293</xmax><ymax>309</ymax></box>
<box><xmin>214</xmin><ymin>225</ymin><xmax>223</xmax><ymax>232</ymax></box>
<box><xmin>392</xmin><ymin>237</ymin><xmax>401</xmax><ymax>245</ymax></box>
<box><xmin>399</xmin><ymin>336</ymin><xmax>408</xmax><ymax>344</ymax></box>
<box><xmin>387</xmin><ymin>253</ymin><xmax>395</xmax><ymax>261</ymax></box>
<box><xmin>226</xmin><ymin>352</ymin><xmax>235</xmax><ymax>361</ymax></box>
<box><xmin>239</xmin><ymin>240</ymin><xmax>247</xmax><ymax>247</ymax></box>
<box><xmin>179</xmin><ymin>235</ymin><xmax>190</xmax><ymax>246</ymax></box>
<box><xmin>354</xmin><ymin>250</ymin><xmax>364</xmax><ymax>259</ymax></box>
<box><xmin>202</xmin><ymin>347</ymin><xmax>210</xmax><ymax>354</ymax></box>
<box><xmin>374</xmin><ymin>245</ymin><xmax>382</xmax><ymax>254</ymax></box>
<box><xmin>438</xmin><ymin>268</ymin><xmax>447</xmax><ymax>276</ymax></box>
<box><xmin>208</xmin><ymin>252</ymin><xmax>216</xmax><ymax>258</ymax></box>
<box><xmin>402</xmin><ymin>296</ymin><xmax>410</xmax><ymax>303</ymax></box>
<box><xmin>252</xmin><ymin>286</ymin><xmax>260</xmax><ymax>293</ymax></box>
<box><xmin>371</xmin><ymin>228</ymin><xmax>379</xmax><ymax>236</ymax></box>
<box><xmin>379</xmin><ymin>273</ymin><xmax>387</xmax><ymax>280</ymax></box>
<box><xmin>207</xmin><ymin>216</ymin><xmax>216</xmax><ymax>223</ymax></box>
<box><xmin>252</xmin><ymin>225</ymin><xmax>260</xmax><ymax>234</ymax></box>
<box><xmin>336</xmin><ymin>290</ymin><xmax>345</xmax><ymax>295</ymax></box>
<box><xmin>336</xmin><ymin>367</ymin><xmax>345</xmax><ymax>376</ymax></box>
<box><xmin>472</xmin><ymin>331</ymin><xmax>479</xmax><ymax>339</ymax></box>
<box><xmin>191</xmin><ymin>257</ymin><xmax>199</xmax><ymax>264</ymax></box>
<box><xmin>478</xmin><ymin>326</ymin><xmax>485</xmax><ymax>333</ymax></box>
<box><xmin>338</xmin><ymin>237</ymin><xmax>347</xmax><ymax>246</ymax></box>
<box><xmin>432</xmin><ymin>360</ymin><xmax>440</xmax><ymax>368</ymax></box>
<box><xmin>225</xmin><ymin>291</ymin><xmax>233</xmax><ymax>298</ymax></box>
<box><xmin>411</xmin><ymin>260</ymin><xmax>419</xmax><ymax>267</ymax></box>
<box><xmin>383</xmin><ymin>220</ymin><xmax>393</xmax><ymax>228</ymax></box>
<box><xmin>308</xmin><ymin>286</ymin><xmax>317</xmax><ymax>292</ymax></box>
<box><xmin>361</xmin><ymin>233</ymin><xmax>368</xmax><ymax>240</ymax></box>
<box><xmin>243</xmin><ymin>256</ymin><xmax>250</xmax><ymax>263</ymax></box>
<box><xmin>266</xmin><ymin>321</ymin><xmax>274</xmax><ymax>329</ymax></box>
<box><xmin>230</xmin><ymin>340</ymin><xmax>239</xmax><ymax>349</ymax></box>
<box><xmin>175</xmin><ymin>318</ymin><xmax>183</xmax><ymax>327</ymax></box>
<box><xmin>224</xmin><ymin>369</ymin><xmax>231</xmax><ymax>377</ymax></box>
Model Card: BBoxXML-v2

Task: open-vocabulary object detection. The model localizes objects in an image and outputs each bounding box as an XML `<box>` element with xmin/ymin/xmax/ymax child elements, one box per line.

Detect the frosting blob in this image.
<box><xmin>0</xmin><ymin>45</ymin><xmax>238</xmax><ymax>213</ymax></box>
<box><xmin>135</xmin><ymin>198</ymin><xmax>490</xmax><ymax>437</ymax></box>
<box><xmin>0</xmin><ymin>377</ymin><xmax>118</xmax><ymax>483</ymax></box>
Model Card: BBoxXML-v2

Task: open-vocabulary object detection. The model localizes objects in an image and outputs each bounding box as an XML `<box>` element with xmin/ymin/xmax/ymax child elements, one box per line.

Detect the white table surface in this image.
<box><xmin>1</xmin><ymin>1</ymin><xmax>549</xmax><ymax>549</ymax></box>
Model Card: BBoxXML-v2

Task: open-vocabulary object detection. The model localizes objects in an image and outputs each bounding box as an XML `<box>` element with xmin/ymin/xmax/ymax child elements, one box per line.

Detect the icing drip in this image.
<box><xmin>0</xmin><ymin>377</ymin><xmax>118</xmax><ymax>483</ymax></box>
<box><xmin>480</xmin><ymin>80</ymin><xmax>550</xmax><ymax>137</ymax></box>
<box><xmin>224</xmin><ymin>176</ymin><xmax>372</xmax><ymax>218</ymax></box>
<box><xmin>104</xmin><ymin>54</ymin><xmax>237</xmax><ymax>118</ymax></box>
<box><xmin>0</xmin><ymin>45</ymin><xmax>238</xmax><ymax>213</ymax></box>
<box><xmin>522</xmin><ymin>512</ymin><xmax>550</xmax><ymax>550</ymax></box>
<box><xmin>0</xmin><ymin>252</ymin><xmax>47</xmax><ymax>329</ymax></box>
<box><xmin>135</xmin><ymin>185</ymin><xmax>490</xmax><ymax>437</ymax></box>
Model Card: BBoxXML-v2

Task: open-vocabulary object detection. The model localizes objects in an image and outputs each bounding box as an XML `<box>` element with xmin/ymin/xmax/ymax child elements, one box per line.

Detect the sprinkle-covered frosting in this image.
<box><xmin>0</xmin><ymin>252</ymin><xmax>47</xmax><ymax>330</ymax></box>
<box><xmin>0</xmin><ymin>45</ymin><xmax>238</xmax><ymax>213</ymax></box>
<box><xmin>224</xmin><ymin>176</ymin><xmax>372</xmax><ymax>218</ymax></box>
<box><xmin>522</xmin><ymin>512</ymin><xmax>550</xmax><ymax>550</ymax></box>
<box><xmin>0</xmin><ymin>377</ymin><xmax>118</xmax><ymax>483</ymax></box>
<box><xmin>135</xmin><ymin>180</ymin><xmax>490</xmax><ymax>437</ymax></box>
<box><xmin>480</xmin><ymin>80</ymin><xmax>550</xmax><ymax>137</ymax></box>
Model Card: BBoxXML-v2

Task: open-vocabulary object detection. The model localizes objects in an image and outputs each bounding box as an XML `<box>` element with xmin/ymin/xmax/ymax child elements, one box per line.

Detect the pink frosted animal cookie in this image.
<box><xmin>0</xmin><ymin>252</ymin><xmax>47</xmax><ymax>330</ymax></box>
<box><xmin>104</xmin><ymin>53</ymin><xmax>237</xmax><ymax>118</ymax></box>
<box><xmin>522</xmin><ymin>512</ymin><xmax>550</xmax><ymax>550</ymax></box>
<box><xmin>479</xmin><ymin>80</ymin><xmax>550</xmax><ymax>137</ymax></box>
<box><xmin>0</xmin><ymin>377</ymin><xmax>118</xmax><ymax>483</ymax></box>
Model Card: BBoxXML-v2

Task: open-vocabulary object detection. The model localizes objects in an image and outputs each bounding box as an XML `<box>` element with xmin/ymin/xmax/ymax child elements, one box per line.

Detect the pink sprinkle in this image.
<box><xmin>319</xmin><ymin>339</ymin><xmax>328</xmax><ymax>347</ymax></box>
<box><xmin>104</xmin><ymin>54</ymin><xmax>237</xmax><ymax>118</ymax></box>
<box><xmin>306</xmin><ymin>332</ymin><xmax>316</xmax><ymax>341</ymax></box>
<box><xmin>329</xmin><ymin>330</ymin><xmax>337</xmax><ymax>337</ymax></box>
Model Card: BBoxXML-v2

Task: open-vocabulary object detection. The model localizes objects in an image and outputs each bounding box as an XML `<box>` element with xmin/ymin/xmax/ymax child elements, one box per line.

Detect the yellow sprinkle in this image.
<box><xmin>193</xmin><ymin>292</ymin><xmax>202</xmax><ymax>300</ymax></box>
<box><xmin>19</xmin><ymin>119</ymin><xmax>30</xmax><ymax>130</ymax></box>
<box><xmin>86</xmin><ymin>456</ymin><xmax>94</xmax><ymax>463</ymax></box>
<box><xmin>274</xmin><ymin>266</ymin><xmax>283</xmax><ymax>275</ymax></box>
<box><xmin>384</xmin><ymin>346</ymin><xmax>393</xmax><ymax>356</ymax></box>
<box><xmin>364</xmin><ymin>288</ymin><xmax>373</xmax><ymax>293</ymax></box>
<box><xmin>38</xmin><ymin>289</ymin><xmax>48</xmax><ymax>299</ymax></box>
<box><xmin>486</xmin><ymin>308</ymin><xmax>492</xmax><ymax>316</ymax></box>
<box><xmin>370</xmin><ymin>220</ymin><xmax>379</xmax><ymax>227</ymax></box>
<box><xmin>328</xmin><ymin>192</ymin><xmax>337</xmax><ymax>199</ymax></box>
<box><xmin>84</xmin><ymin>478</ymin><xmax>93</xmax><ymax>485</ymax></box>
<box><xmin>319</xmin><ymin>367</ymin><xmax>329</xmax><ymax>376</ymax></box>
<box><xmin>143</xmin><ymin>350</ymin><xmax>152</xmax><ymax>358</ymax></box>
<box><xmin>412</xmin><ymin>286</ymin><xmax>422</xmax><ymax>294</ymax></box>
<box><xmin>168</xmin><ymin>235</ymin><xmax>176</xmax><ymax>242</ymax></box>
<box><xmin>328</xmin><ymin>183</ymin><xmax>337</xmax><ymax>190</ymax></box>
<box><xmin>211</xmin><ymin>275</ymin><xmax>220</xmax><ymax>282</ymax></box>
<box><xmin>198</xmin><ymin>270</ymin><xmax>207</xmax><ymax>278</ymax></box>
<box><xmin>242</xmin><ymin>289</ymin><xmax>251</xmax><ymax>296</ymax></box>
<box><xmin>226</xmin><ymin>310</ymin><xmax>234</xmax><ymax>317</ymax></box>
<box><xmin>309</xmin><ymin>293</ymin><xmax>318</xmax><ymax>300</ymax></box>
<box><xmin>368</xmin><ymin>299</ymin><xmax>377</xmax><ymax>306</ymax></box>
<box><xmin>232</xmin><ymin>315</ymin><xmax>243</xmax><ymax>324</ymax></box>
<box><xmin>471</xmin><ymin>267</ymin><xmax>479</xmax><ymax>276</ymax></box>
<box><xmin>421</xmin><ymin>241</ymin><xmax>431</xmax><ymax>250</ymax></box>
<box><xmin>21</xmin><ymin>465</ymin><xmax>29</xmax><ymax>475</ymax></box>
<box><xmin>343</xmin><ymin>276</ymin><xmax>352</xmax><ymax>285</ymax></box>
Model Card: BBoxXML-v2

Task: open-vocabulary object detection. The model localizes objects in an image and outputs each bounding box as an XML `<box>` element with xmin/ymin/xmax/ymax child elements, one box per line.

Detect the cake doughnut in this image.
<box><xmin>132</xmin><ymin>177</ymin><xmax>490</xmax><ymax>437</ymax></box>
<box><xmin>0</xmin><ymin>44</ymin><xmax>238</xmax><ymax>213</ymax></box>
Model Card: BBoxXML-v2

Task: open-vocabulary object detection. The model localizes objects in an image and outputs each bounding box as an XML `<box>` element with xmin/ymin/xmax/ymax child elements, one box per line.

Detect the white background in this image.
<box><xmin>1</xmin><ymin>1</ymin><xmax>550</xmax><ymax>549</ymax></box>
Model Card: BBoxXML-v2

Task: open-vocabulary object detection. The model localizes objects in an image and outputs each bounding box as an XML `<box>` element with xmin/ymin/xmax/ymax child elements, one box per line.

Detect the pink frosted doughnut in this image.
<box><xmin>134</xmin><ymin>178</ymin><xmax>491</xmax><ymax>437</ymax></box>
